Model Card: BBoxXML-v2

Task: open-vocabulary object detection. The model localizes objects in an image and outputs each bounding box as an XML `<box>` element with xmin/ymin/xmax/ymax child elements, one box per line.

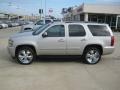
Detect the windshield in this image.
<box><xmin>32</xmin><ymin>24</ymin><xmax>50</xmax><ymax>35</ymax></box>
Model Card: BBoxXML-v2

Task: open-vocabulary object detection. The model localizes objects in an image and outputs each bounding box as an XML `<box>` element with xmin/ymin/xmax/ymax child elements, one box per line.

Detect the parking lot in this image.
<box><xmin>0</xmin><ymin>27</ymin><xmax>120</xmax><ymax>90</ymax></box>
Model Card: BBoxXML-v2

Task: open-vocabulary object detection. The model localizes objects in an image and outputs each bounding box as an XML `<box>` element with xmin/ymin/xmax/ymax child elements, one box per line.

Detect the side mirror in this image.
<box><xmin>42</xmin><ymin>32</ymin><xmax>48</xmax><ymax>38</ymax></box>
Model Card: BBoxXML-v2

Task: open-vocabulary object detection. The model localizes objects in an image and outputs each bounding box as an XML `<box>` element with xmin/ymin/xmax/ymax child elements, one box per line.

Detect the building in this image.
<box><xmin>0</xmin><ymin>12</ymin><xmax>22</xmax><ymax>21</ymax></box>
<box><xmin>0</xmin><ymin>12</ymin><xmax>41</xmax><ymax>21</ymax></box>
<box><xmin>22</xmin><ymin>15</ymin><xmax>41</xmax><ymax>21</ymax></box>
<box><xmin>63</xmin><ymin>4</ymin><xmax>120</xmax><ymax>29</ymax></box>
<box><xmin>0</xmin><ymin>13</ymin><xmax>11</xmax><ymax>20</ymax></box>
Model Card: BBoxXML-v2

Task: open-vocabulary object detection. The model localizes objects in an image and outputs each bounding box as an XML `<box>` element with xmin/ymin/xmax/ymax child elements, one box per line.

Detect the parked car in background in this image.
<box><xmin>0</xmin><ymin>25</ymin><xmax>2</xmax><ymax>29</ymax></box>
<box><xmin>3</xmin><ymin>21</ymin><xmax>13</xmax><ymax>27</ymax></box>
<box><xmin>8</xmin><ymin>22</ymin><xmax>115</xmax><ymax>65</ymax></box>
<box><xmin>14</xmin><ymin>22</ymin><xmax>19</xmax><ymax>26</ymax></box>
<box><xmin>0</xmin><ymin>21</ymin><xmax>8</xmax><ymax>28</ymax></box>
<box><xmin>10</xmin><ymin>21</ymin><xmax>19</xmax><ymax>27</ymax></box>
<box><xmin>17</xmin><ymin>21</ymin><xmax>25</xmax><ymax>26</ymax></box>
<box><xmin>16</xmin><ymin>20</ymin><xmax>33</xmax><ymax>26</ymax></box>
<box><xmin>25</xmin><ymin>21</ymin><xmax>34</xmax><ymax>25</ymax></box>
<box><xmin>21</xmin><ymin>19</ymin><xmax>53</xmax><ymax>31</ymax></box>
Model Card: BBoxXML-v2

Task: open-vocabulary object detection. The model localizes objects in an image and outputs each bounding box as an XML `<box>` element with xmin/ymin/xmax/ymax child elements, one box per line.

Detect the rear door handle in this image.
<box><xmin>58</xmin><ymin>39</ymin><xmax>64</xmax><ymax>42</ymax></box>
<box><xmin>81</xmin><ymin>38</ymin><xmax>86</xmax><ymax>41</ymax></box>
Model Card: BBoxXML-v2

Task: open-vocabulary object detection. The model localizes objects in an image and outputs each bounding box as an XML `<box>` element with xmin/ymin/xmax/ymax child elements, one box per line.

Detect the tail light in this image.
<box><xmin>111</xmin><ymin>36</ymin><xmax>115</xmax><ymax>46</ymax></box>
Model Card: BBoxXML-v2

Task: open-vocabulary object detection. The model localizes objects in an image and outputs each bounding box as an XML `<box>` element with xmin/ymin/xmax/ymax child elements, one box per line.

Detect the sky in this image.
<box><xmin>0</xmin><ymin>0</ymin><xmax>120</xmax><ymax>18</ymax></box>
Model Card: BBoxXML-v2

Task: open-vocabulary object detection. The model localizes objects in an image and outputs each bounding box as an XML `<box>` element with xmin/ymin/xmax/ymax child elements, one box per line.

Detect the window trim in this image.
<box><xmin>68</xmin><ymin>24</ymin><xmax>86</xmax><ymax>37</ymax></box>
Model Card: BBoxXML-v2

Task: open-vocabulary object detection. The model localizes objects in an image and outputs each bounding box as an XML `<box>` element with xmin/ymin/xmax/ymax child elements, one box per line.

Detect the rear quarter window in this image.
<box><xmin>88</xmin><ymin>25</ymin><xmax>111</xmax><ymax>36</ymax></box>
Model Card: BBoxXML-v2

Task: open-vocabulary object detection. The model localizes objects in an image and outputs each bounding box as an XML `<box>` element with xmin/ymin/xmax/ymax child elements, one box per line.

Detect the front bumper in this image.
<box><xmin>7</xmin><ymin>46</ymin><xmax>16</xmax><ymax>58</ymax></box>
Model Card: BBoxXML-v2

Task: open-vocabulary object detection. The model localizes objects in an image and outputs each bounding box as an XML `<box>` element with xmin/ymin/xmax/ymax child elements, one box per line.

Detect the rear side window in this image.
<box><xmin>88</xmin><ymin>25</ymin><xmax>110</xmax><ymax>36</ymax></box>
<box><xmin>69</xmin><ymin>24</ymin><xmax>86</xmax><ymax>37</ymax></box>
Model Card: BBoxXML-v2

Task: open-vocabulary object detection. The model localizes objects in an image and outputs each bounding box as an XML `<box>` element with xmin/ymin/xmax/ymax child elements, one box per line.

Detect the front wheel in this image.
<box><xmin>16</xmin><ymin>47</ymin><xmax>36</xmax><ymax>65</ymax></box>
<box><xmin>82</xmin><ymin>47</ymin><xmax>101</xmax><ymax>64</ymax></box>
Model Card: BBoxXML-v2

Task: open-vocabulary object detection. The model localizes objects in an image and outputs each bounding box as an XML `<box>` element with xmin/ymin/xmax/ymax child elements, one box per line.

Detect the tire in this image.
<box><xmin>82</xmin><ymin>47</ymin><xmax>101</xmax><ymax>64</ymax></box>
<box><xmin>16</xmin><ymin>47</ymin><xmax>36</xmax><ymax>65</ymax></box>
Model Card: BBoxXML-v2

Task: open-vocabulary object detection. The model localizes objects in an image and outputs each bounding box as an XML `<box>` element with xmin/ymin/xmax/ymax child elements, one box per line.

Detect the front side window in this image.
<box><xmin>33</xmin><ymin>24</ymin><xmax>50</xmax><ymax>35</ymax></box>
<box><xmin>69</xmin><ymin>24</ymin><xmax>86</xmax><ymax>37</ymax></box>
<box><xmin>46</xmin><ymin>25</ymin><xmax>65</xmax><ymax>37</ymax></box>
<box><xmin>88</xmin><ymin>25</ymin><xmax>110</xmax><ymax>36</ymax></box>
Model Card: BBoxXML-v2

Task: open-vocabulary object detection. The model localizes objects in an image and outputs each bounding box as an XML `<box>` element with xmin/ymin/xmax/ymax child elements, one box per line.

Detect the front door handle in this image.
<box><xmin>58</xmin><ymin>39</ymin><xmax>64</xmax><ymax>42</ymax></box>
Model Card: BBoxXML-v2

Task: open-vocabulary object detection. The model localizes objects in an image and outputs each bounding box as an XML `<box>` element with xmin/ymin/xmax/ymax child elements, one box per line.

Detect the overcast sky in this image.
<box><xmin>0</xmin><ymin>0</ymin><xmax>120</xmax><ymax>18</ymax></box>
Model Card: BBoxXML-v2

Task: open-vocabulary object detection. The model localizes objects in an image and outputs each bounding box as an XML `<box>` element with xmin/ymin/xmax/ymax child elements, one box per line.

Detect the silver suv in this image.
<box><xmin>8</xmin><ymin>22</ymin><xmax>115</xmax><ymax>65</ymax></box>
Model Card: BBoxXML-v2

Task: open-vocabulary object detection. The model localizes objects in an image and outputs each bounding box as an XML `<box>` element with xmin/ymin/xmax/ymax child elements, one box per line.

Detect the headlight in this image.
<box><xmin>8</xmin><ymin>39</ymin><xmax>14</xmax><ymax>47</ymax></box>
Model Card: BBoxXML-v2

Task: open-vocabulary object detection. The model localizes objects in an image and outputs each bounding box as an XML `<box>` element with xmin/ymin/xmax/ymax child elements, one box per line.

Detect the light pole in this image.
<box><xmin>44</xmin><ymin>0</ymin><xmax>46</xmax><ymax>24</ymax></box>
<box><xmin>40</xmin><ymin>0</ymin><xmax>42</xmax><ymax>20</ymax></box>
<box><xmin>45</xmin><ymin>0</ymin><xmax>46</xmax><ymax>17</ymax></box>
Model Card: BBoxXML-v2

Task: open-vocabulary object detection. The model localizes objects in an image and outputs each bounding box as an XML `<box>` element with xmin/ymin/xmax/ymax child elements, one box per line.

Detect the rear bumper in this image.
<box><xmin>7</xmin><ymin>46</ymin><xmax>15</xmax><ymax>58</ymax></box>
<box><xmin>103</xmin><ymin>46</ymin><xmax>115</xmax><ymax>55</ymax></box>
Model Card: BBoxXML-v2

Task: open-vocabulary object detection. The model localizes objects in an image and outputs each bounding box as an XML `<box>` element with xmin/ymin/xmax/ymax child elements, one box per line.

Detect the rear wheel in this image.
<box><xmin>82</xmin><ymin>47</ymin><xmax>101</xmax><ymax>64</ymax></box>
<box><xmin>16</xmin><ymin>47</ymin><xmax>36</xmax><ymax>65</ymax></box>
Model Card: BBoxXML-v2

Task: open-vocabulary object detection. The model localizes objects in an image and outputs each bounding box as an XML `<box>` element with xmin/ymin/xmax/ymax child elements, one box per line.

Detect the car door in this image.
<box><xmin>38</xmin><ymin>24</ymin><xmax>66</xmax><ymax>55</ymax></box>
<box><xmin>67</xmin><ymin>24</ymin><xmax>87</xmax><ymax>55</ymax></box>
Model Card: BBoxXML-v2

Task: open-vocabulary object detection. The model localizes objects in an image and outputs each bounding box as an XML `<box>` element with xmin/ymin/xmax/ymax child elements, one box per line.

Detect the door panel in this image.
<box><xmin>38</xmin><ymin>24</ymin><xmax>66</xmax><ymax>55</ymax></box>
<box><xmin>67</xmin><ymin>24</ymin><xmax>86</xmax><ymax>55</ymax></box>
<box><xmin>67</xmin><ymin>37</ymin><xmax>86</xmax><ymax>55</ymax></box>
<box><xmin>38</xmin><ymin>37</ymin><xmax>66</xmax><ymax>55</ymax></box>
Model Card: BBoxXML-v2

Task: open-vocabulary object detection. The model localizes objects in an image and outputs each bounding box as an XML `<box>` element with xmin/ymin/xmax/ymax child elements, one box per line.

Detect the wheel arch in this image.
<box><xmin>15</xmin><ymin>44</ymin><xmax>37</xmax><ymax>56</ymax></box>
<box><xmin>83</xmin><ymin>44</ymin><xmax>103</xmax><ymax>55</ymax></box>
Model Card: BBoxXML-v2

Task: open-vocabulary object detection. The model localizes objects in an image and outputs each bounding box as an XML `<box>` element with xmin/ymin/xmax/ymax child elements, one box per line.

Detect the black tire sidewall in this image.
<box><xmin>16</xmin><ymin>47</ymin><xmax>36</xmax><ymax>65</ymax></box>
